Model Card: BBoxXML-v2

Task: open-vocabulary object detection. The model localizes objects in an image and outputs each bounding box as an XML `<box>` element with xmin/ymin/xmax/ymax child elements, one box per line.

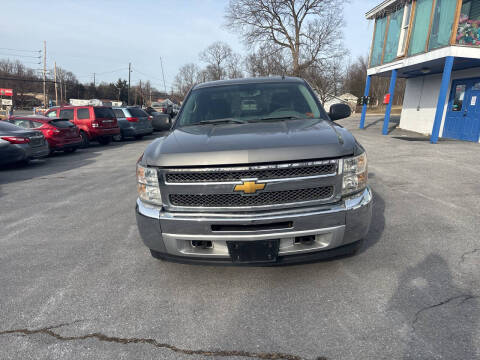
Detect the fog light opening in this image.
<box><xmin>294</xmin><ymin>235</ymin><xmax>315</xmax><ymax>245</ymax></box>
<box><xmin>191</xmin><ymin>240</ymin><xmax>213</xmax><ymax>249</ymax></box>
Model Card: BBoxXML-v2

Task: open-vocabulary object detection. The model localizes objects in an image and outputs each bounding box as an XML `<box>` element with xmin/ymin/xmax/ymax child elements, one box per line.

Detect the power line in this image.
<box><xmin>0</xmin><ymin>47</ymin><xmax>40</xmax><ymax>53</ymax></box>
<box><xmin>0</xmin><ymin>53</ymin><xmax>41</xmax><ymax>59</ymax></box>
<box><xmin>0</xmin><ymin>76</ymin><xmax>58</xmax><ymax>84</ymax></box>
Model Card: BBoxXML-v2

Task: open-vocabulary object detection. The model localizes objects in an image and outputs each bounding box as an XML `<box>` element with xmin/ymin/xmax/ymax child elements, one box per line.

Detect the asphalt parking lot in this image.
<box><xmin>1</xmin><ymin>116</ymin><xmax>479</xmax><ymax>360</ymax></box>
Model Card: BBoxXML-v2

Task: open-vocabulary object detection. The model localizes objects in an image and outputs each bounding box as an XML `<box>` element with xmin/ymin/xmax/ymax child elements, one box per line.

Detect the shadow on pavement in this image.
<box><xmin>387</xmin><ymin>254</ymin><xmax>479</xmax><ymax>359</ymax></box>
<box><xmin>0</xmin><ymin>132</ymin><xmax>165</xmax><ymax>187</ymax></box>
<box><xmin>0</xmin><ymin>147</ymin><xmax>100</xmax><ymax>185</ymax></box>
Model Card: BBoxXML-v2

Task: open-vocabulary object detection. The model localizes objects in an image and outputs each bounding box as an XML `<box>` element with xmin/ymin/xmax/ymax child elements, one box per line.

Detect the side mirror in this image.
<box><xmin>329</xmin><ymin>103</ymin><xmax>351</xmax><ymax>121</ymax></box>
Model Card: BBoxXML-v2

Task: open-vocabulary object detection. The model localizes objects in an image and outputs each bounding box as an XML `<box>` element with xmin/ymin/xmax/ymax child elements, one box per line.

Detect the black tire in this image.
<box><xmin>150</xmin><ymin>249</ymin><xmax>164</xmax><ymax>260</ymax></box>
<box><xmin>79</xmin><ymin>131</ymin><xmax>89</xmax><ymax>148</ymax></box>
<box><xmin>135</xmin><ymin>135</ymin><xmax>144</xmax><ymax>140</ymax></box>
<box><xmin>98</xmin><ymin>136</ymin><xmax>112</xmax><ymax>145</ymax></box>
<box><xmin>113</xmin><ymin>132</ymin><xmax>123</xmax><ymax>142</ymax></box>
<box><xmin>64</xmin><ymin>147</ymin><xmax>77</xmax><ymax>153</ymax></box>
<box><xmin>19</xmin><ymin>158</ymin><xmax>30</xmax><ymax>166</ymax></box>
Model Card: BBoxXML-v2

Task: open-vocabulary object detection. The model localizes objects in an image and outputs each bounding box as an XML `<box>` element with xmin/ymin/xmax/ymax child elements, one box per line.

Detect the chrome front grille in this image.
<box><xmin>160</xmin><ymin>159</ymin><xmax>342</xmax><ymax>211</ymax></box>
<box><xmin>169</xmin><ymin>186</ymin><xmax>334</xmax><ymax>208</ymax></box>
<box><xmin>166</xmin><ymin>162</ymin><xmax>337</xmax><ymax>183</ymax></box>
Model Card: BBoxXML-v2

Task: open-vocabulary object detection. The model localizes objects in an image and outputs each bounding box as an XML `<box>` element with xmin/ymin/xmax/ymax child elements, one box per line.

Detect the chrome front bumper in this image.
<box><xmin>135</xmin><ymin>187</ymin><xmax>372</xmax><ymax>264</ymax></box>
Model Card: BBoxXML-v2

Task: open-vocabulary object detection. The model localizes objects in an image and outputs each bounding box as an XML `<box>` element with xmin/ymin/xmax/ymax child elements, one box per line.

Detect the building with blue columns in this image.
<box><xmin>362</xmin><ymin>0</ymin><xmax>480</xmax><ymax>143</ymax></box>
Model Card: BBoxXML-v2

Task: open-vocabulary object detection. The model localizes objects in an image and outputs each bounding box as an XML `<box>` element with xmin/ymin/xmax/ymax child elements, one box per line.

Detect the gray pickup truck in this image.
<box><xmin>135</xmin><ymin>77</ymin><xmax>372</xmax><ymax>265</ymax></box>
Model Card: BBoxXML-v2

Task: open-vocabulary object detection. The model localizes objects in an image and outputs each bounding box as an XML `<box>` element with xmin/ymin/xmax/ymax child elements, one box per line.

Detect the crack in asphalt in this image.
<box><xmin>412</xmin><ymin>294</ymin><xmax>478</xmax><ymax>331</ymax></box>
<box><xmin>0</xmin><ymin>321</ymin><xmax>310</xmax><ymax>360</ymax></box>
<box><xmin>459</xmin><ymin>248</ymin><xmax>480</xmax><ymax>265</ymax></box>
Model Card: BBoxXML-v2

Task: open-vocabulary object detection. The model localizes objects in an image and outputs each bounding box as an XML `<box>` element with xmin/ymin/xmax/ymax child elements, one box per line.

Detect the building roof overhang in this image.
<box><xmin>367</xmin><ymin>46</ymin><xmax>480</xmax><ymax>78</ymax></box>
<box><xmin>366</xmin><ymin>0</ymin><xmax>407</xmax><ymax>19</ymax></box>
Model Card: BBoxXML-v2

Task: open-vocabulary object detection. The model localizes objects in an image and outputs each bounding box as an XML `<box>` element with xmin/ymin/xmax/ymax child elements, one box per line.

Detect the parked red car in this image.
<box><xmin>5</xmin><ymin>115</ymin><xmax>83</xmax><ymax>154</ymax></box>
<box><xmin>45</xmin><ymin>106</ymin><xmax>120</xmax><ymax>147</ymax></box>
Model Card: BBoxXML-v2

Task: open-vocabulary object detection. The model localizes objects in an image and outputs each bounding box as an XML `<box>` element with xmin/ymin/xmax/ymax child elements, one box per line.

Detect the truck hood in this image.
<box><xmin>143</xmin><ymin>118</ymin><xmax>356</xmax><ymax>167</ymax></box>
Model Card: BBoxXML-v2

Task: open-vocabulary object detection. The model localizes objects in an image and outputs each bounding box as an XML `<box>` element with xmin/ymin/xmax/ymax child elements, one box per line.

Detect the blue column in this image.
<box><xmin>382</xmin><ymin>69</ymin><xmax>398</xmax><ymax>135</ymax></box>
<box><xmin>431</xmin><ymin>56</ymin><xmax>454</xmax><ymax>144</ymax></box>
<box><xmin>359</xmin><ymin>75</ymin><xmax>371</xmax><ymax>129</ymax></box>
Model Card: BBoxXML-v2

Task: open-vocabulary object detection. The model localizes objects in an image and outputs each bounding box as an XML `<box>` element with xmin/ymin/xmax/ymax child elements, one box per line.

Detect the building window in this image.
<box><xmin>370</xmin><ymin>16</ymin><xmax>388</xmax><ymax>67</ymax></box>
<box><xmin>384</xmin><ymin>8</ymin><xmax>405</xmax><ymax>63</ymax></box>
<box><xmin>456</xmin><ymin>0</ymin><xmax>480</xmax><ymax>46</ymax></box>
<box><xmin>429</xmin><ymin>0</ymin><xmax>458</xmax><ymax>50</ymax></box>
<box><xmin>397</xmin><ymin>3</ymin><xmax>412</xmax><ymax>56</ymax></box>
<box><xmin>409</xmin><ymin>0</ymin><xmax>434</xmax><ymax>55</ymax></box>
<box><xmin>452</xmin><ymin>84</ymin><xmax>466</xmax><ymax>111</ymax></box>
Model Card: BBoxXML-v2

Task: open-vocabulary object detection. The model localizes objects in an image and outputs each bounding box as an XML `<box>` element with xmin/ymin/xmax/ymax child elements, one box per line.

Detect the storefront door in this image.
<box><xmin>443</xmin><ymin>79</ymin><xmax>480</xmax><ymax>142</ymax></box>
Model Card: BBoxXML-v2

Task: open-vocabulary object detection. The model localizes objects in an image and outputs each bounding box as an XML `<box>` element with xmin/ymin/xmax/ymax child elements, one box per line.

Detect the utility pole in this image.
<box><xmin>149</xmin><ymin>87</ymin><xmax>152</xmax><ymax>106</ymax></box>
<box><xmin>160</xmin><ymin>57</ymin><xmax>167</xmax><ymax>96</ymax></box>
<box><xmin>128</xmin><ymin>62</ymin><xmax>131</xmax><ymax>106</ymax></box>
<box><xmin>60</xmin><ymin>79</ymin><xmax>63</xmax><ymax>105</ymax></box>
<box><xmin>64</xmin><ymin>83</ymin><xmax>67</xmax><ymax>103</ymax></box>
<box><xmin>93</xmin><ymin>73</ymin><xmax>96</xmax><ymax>87</ymax></box>
<box><xmin>139</xmin><ymin>79</ymin><xmax>142</xmax><ymax>106</ymax></box>
<box><xmin>43</xmin><ymin>40</ymin><xmax>47</xmax><ymax>108</ymax></box>
<box><xmin>54</xmin><ymin>62</ymin><xmax>58</xmax><ymax>106</ymax></box>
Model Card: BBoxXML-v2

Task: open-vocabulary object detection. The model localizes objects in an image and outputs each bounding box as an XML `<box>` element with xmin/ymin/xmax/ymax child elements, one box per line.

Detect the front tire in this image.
<box><xmin>64</xmin><ymin>147</ymin><xmax>77</xmax><ymax>153</ymax></box>
<box><xmin>98</xmin><ymin>136</ymin><xmax>112</xmax><ymax>145</ymax></box>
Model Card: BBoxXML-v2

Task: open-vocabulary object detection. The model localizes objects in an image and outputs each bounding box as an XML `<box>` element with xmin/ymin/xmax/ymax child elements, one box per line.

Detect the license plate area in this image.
<box><xmin>227</xmin><ymin>240</ymin><xmax>280</xmax><ymax>263</ymax></box>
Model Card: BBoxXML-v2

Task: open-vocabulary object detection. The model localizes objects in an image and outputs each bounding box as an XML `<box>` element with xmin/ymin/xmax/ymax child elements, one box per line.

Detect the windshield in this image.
<box><xmin>177</xmin><ymin>82</ymin><xmax>326</xmax><ymax>127</ymax></box>
<box><xmin>94</xmin><ymin>107</ymin><xmax>115</xmax><ymax>119</ymax></box>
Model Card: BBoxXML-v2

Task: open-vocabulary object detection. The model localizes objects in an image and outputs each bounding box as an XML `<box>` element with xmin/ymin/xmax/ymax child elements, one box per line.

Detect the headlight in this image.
<box><xmin>137</xmin><ymin>163</ymin><xmax>162</xmax><ymax>206</ymax></box>
<box><xmin>342</xmin><ymin>152</ymin><xmax>368</xmax><ymax>196</ymax></box>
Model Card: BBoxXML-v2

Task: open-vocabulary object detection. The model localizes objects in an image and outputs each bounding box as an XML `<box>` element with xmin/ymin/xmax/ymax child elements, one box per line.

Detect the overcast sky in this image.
<box><xmin>3</xmin><ymin>0</ymin><xmax>378</xmax><ymax>91</ymax></box>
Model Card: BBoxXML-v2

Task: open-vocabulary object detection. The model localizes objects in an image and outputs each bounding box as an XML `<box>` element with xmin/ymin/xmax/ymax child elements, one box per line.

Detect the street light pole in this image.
<box><xmin>43</xmin><ymin>41</ymin><xmax>47</xmax><ymax>108</ymax></box>
<box><xmin>128</xmin><ymin>62</ymin><xmax>131</xmax><ymax>105</ymax></box>
<box><xmin>160</xmin><ymin>56</ymin><xmax>167</xmax><ymax>96</ymax></box>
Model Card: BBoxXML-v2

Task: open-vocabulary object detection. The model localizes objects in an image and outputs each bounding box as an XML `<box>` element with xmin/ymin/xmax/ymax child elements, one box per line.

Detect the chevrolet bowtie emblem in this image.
<box><xmin>234</xmin><ymin>180</ymin><xmax>266</xmax><ymax>195</ymax></box>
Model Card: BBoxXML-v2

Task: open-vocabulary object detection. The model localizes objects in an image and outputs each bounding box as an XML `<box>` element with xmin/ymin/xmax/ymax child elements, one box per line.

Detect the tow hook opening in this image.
<box><xmin>191</xmin><ymin>240</ymin><xmax>213</xmax><ymax>249</ymax></box>
<box><xmin>294</xmin><ymin>235</ymin><xmax>316</xmax><ymax>245</ymax></box>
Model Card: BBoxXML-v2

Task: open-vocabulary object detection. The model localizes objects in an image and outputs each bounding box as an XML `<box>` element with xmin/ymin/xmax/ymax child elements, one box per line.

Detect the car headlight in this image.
<box><xmin>342</xmin><ymin>152</ymin><xmax>368</xmax><ymax>196</ymax></box>
<box><xmin>137</xmin><ymin>163</ymin><xmax>162</xmax><ymax>206</ymax></box>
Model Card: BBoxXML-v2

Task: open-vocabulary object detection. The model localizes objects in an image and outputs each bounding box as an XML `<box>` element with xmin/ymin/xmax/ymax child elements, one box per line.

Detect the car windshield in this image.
<box><xmin>49</xmin><ymin>119</ymin><xmax>74</xmax><ymax>128</ymax></box>
<box><xmin>94</xmin><ymin>107</ymin><xmax>115</xmax><ymax>118</ymax></box>
<box><xmin>128</xmin><ymin>108</ymin><xmax>148</xmax><ymax>117</ymax></box>
<box><xmin>177</xmin><ymin>82</ymin><xmax>326</xmax><ymax>127</ymax></box>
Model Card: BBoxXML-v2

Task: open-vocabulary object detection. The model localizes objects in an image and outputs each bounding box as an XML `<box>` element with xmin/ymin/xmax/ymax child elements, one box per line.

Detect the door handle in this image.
<box><xmin>463</xmin><ymin>111</ymin><xmax>467</xmax><ymax>117</ymax></box>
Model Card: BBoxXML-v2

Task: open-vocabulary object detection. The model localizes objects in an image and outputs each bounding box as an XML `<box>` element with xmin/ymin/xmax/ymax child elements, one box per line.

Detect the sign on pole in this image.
<box><xmin>0</xmin><ymin>88</ymin><xmax>13</xmax><ymax>96</ymax></box>
<box><xmin>1</xmin><ymin>99</ymin><xmax>13</xmax><ymax>105</ymax></box>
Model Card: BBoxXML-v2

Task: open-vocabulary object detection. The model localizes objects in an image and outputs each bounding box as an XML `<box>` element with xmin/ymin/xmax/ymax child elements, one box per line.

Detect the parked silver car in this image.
<box><xmin>112</xmin><ymin>107</ymin><xmax>153</xmax><ymax>140</ymax></box>
<box><xmin>144</xmin><ymin>107</ymin><xmax>171</xmax><ymax>131</ymax></box>
<box><xmin>0</xmin><ymin>121</ymin><xmax>49</xmax><ymax>166</ymax></box>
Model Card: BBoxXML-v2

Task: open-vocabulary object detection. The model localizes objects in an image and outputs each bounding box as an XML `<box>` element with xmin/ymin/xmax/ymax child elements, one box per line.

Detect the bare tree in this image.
<box><xmin>199</xmin><ymin>41</ymin><xmax>233</xmax><ymax>81</ymax></box>
<box><xmin>245</xmin><ymin>44</ymin><xmax>289</xmax><ymax>77</ymax></box>
<box><xmin>173</xmin><ymin>63</ymin><xmax>201</xmax><ymax>97</ymax></box>
<box><xmin>225</xmin><ymin>53</ymin><xmax>244</xmax><ymax>79</ymax></box>
<box><xmin>225</xmin><ymin>0</ymin><xmax>346</xmax><ymax>77</ymax></box>
<box><xmin>305</xmin><ymin>58</ymin><xmax>344</xmax><ymax>105</ymax></box>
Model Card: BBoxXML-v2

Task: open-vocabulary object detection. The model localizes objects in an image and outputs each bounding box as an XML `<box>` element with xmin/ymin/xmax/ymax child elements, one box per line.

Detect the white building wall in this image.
<box><xmin>399</xmin><ymin>67</ymin><xmax>480</xmax><ymax>139</ymax></box>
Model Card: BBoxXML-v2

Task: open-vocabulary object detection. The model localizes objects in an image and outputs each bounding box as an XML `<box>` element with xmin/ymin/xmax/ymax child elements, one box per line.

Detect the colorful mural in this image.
<box><xmin>456</xmin><ymin>15</ymin><xmax>480</xmax><ymax>45</ymax></box>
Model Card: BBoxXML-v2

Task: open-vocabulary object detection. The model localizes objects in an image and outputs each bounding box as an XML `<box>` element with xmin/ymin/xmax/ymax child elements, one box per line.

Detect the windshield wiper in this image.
<box><xmin>197</xmin><ymin>118</ymin><xmax>245</xmax><ymax>125</ymax></box>
<box><xmin>247</xmin><ymin>116</ymin><xmax>301</xmax><ymax>123</ymax></box>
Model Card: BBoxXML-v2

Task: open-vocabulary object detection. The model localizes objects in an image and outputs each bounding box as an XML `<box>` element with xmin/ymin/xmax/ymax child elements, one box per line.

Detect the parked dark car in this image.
<box><xmin>144</xmin><ymin>107</ymin><xmax>171</xmax><ymax>131</ymax></box>
<box><xmin>6</xmin><ymin>115</ymin><xmax>82</xmax><ymax>154</ymax></box>
<box><xmin>0</xmin><ymin>121</ymin><xmax>49</xmax><ymax>166</ymax></box>
<box><xmin>45</xmin><ymin>106</ymin><xmax>120</xmax><ymax>147</ymax></box>
<box><xmin>112</xmin><ymin>107</ymin><xmax>153</xmax><ymax>140</ymax></box>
